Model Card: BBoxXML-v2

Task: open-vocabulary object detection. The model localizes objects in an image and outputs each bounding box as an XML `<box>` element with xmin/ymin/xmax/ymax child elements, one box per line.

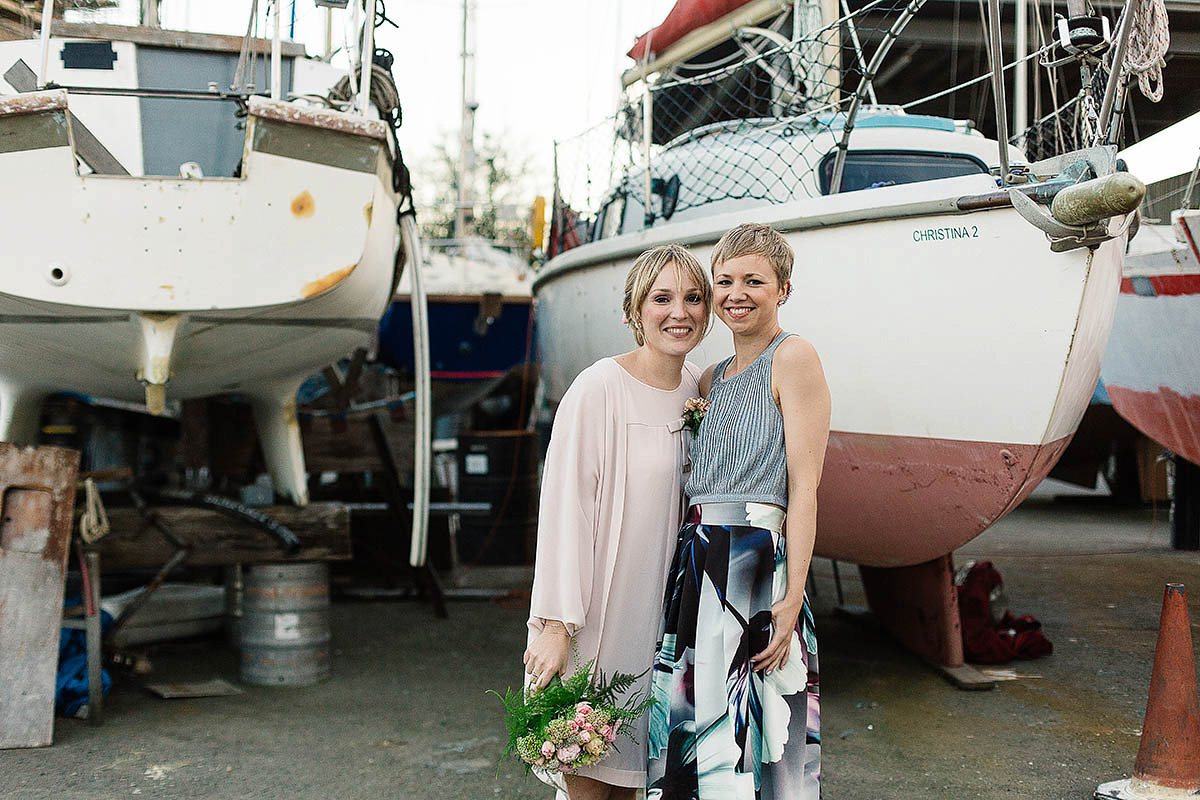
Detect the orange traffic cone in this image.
<box><xmin>1096</xmin><ymin>583</ymin><xmax>1200</xmax><ymax>799</ymax></box>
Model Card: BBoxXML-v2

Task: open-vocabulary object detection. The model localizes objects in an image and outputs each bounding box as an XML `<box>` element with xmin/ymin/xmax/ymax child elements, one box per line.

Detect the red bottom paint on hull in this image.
<box><xmin>816</xmin><ymin>430</ymin><xmax>1072</xmax><ymax>567</ymax></box>
<box><xmin>1106</xmin><ymin>385</ymin><xmax>1200</xmax><ymax>468</ymax></box>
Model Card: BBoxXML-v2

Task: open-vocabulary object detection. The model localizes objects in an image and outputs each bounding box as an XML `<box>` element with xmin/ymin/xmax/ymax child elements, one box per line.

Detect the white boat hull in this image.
<box><xmin>535</xmin><ymin>173</ymin><xmax>1124</xmax><ymax>566</ymax></box>
<box><xmin>1101</xmin><ymin>211</ymin><xmax>1200</xmax><ymax>466</ymax></box>
<box><xmin>0</xmin><ymin>91</ymin><xmax>402</xmax><ymax>504</ymax></box>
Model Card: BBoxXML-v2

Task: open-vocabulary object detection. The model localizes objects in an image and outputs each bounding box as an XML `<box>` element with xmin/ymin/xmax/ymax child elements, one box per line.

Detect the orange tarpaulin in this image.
<box><xmin>627</xmin><ymin>0</ymin><xmax>756</xmax><ymax>61</ymax></box>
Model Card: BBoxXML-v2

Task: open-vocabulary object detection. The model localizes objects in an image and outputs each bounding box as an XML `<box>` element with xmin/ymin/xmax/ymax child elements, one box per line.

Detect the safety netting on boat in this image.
<box><xmin>547</xmin><ymin>0</ymin><xmax>1169</xmax><ymax>256</ymax></box>
<box><xmin>552</xmin><ymin>0</ymin><xmax>919</xmax><ymax>251</ymax></box>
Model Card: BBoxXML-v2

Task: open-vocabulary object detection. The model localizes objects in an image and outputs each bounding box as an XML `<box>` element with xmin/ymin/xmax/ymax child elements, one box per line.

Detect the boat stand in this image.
<box><xmin>366</xmin><ymin>413</ymin><xmax>447</xmax><ymax>618</ymax></box>
<box><xmin>838</xmin><ymin>554</ymin><xmax>997</xmax><ymax>690</ymax></box>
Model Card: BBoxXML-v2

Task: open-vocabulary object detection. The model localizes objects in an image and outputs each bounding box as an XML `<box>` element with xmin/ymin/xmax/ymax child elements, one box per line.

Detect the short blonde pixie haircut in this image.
<box><xmin>710</xmin><ymin>223</ymin><xmax>794</xmax><ymax>289</ymax></box>
<box><xmin>622</xmin><ymin>243</ymin><xmax>712</xmax><ymax>346</ymax></box>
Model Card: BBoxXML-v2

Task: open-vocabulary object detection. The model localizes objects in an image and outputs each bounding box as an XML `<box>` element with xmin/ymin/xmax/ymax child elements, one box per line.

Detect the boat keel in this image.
<box><xmin>857</xmin><ymin>554</ymin><xmax>996</xmax><ymax>690</ymax></box>
<box><xmin>136</xmin><ymin>313</ymin><xmax>182</xmax><ymax>416</ymax></box>
<box><xmin>248</xmin><ymin>381</ymin><xmax>309</xmax><ymax>507</ymax></box>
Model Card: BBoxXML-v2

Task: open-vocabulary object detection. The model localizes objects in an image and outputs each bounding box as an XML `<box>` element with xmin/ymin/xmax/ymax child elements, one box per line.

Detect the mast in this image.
<box><xmin>1015</xmin><ymin>0</ymin><xmax>1028</xmax><ymax>142</ymax></box>
<box><xmin>456</xmin><ymin>0</ymin><xmax>477</xmax><ymax>240</ymax></box>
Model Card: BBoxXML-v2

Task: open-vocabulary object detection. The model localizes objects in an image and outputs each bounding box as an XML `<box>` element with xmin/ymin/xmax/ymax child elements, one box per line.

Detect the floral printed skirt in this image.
<box><xmin>647</xmin><ymin>502</ymin><xmax>820</xmax><ymax>800</ymax></box>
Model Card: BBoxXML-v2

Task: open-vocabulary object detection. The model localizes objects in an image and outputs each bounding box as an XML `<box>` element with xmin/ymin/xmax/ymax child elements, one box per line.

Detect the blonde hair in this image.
<box><xmin>710</xmin><ymin>223</ymin><xmax>794</xmax><ymax>289</ymax></box>
<box><xmin>622</xmin><ymin>244</ymin><xmax>712</xmax><ymax>346</ymax></box>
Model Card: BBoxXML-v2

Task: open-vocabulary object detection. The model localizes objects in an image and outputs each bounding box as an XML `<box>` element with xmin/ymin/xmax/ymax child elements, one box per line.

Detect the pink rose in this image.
<box><xmin>605</xmin><ymin>720</ymin><xmax>621</xmax><ymax>743</ymax></box>
<box><xmin>541</xmin><ymin>741</ymin><xmax>555</xmax><ymax>758</ymax></box>
<box><xmin>583</xmin><ymin>723</ymin><xmax>594</xmax><ymax>732</ymax></box>
<box><xmin>567</xmin><ymin>720</ymin><xmax>579</xmax><ymax>732</ymax></box>
<box><xmin>575</xmin><ymin>702</ymin><xmax>593</xmax><ymax>716</ymax></box>
<box><xmin>578</xmin><ymin>730</ymin><xmax>592</xmax><ymax>744</ymax></box>
<box><xmin>599</xmin><ymin>724</ymin><xmax>611</xmax><ymax>738</ymax></box>
<box><xmin>557</xmin><ymin>744</ymin><xmax>581</xmax><ymax>764</ymax></box>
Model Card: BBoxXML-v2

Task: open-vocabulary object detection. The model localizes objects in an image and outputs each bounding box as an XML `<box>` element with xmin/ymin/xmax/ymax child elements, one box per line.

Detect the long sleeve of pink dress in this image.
<box><xmin>527</xmin><ymin>357</ymin><xmax>701</xmax><ymax>789</ymax></box>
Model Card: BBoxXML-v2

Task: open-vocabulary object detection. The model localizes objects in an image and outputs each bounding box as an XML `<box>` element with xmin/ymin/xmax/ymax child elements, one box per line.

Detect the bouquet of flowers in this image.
<box><xmin>491</xmin><ymin>661</ymin><xmax>654</xmax><ymax>776</ymax></box>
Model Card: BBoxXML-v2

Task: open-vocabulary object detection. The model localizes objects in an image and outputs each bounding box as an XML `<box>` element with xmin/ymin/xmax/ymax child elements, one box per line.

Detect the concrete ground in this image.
<box><xmin>3</xmin><ymin>481</ymin><xmax>1199</xmax><ymax>800</ymax></box>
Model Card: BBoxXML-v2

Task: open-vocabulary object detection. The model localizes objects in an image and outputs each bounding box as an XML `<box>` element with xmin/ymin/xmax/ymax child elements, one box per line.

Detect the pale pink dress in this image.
<box><xmin>527</xmin><ymin>356</ymin><xmax>701</xmax><ymax>788</ymax></box>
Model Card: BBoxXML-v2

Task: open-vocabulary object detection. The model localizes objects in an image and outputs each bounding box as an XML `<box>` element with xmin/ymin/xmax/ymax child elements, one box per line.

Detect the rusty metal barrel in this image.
<box><xmin>239</xmin><ymin>562</ymin><xmax>331</xmax><ymax>687</ymax></box>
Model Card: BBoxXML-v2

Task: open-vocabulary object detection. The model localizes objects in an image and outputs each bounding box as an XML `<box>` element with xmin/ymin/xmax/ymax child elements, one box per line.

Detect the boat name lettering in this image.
<box><xmin>912</xmin><ymin>225</ymin><xmax>978</xmax><ymax>242</ymax></box>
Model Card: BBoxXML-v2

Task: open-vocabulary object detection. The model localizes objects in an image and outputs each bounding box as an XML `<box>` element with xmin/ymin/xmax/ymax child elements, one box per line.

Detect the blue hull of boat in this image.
<box><xmin>376</xmin><ymin>299</ymin><xmax>534</xmax><ymax>380</ymax></box>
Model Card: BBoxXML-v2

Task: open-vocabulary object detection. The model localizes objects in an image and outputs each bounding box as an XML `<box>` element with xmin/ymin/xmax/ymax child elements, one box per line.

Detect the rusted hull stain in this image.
<box><xmin>300</xmin><ymin>266</ymin><xmax>356</xmax><ymax>299</ymax></box>
<box><xmin>291</xmin><ymin>190</ymin><xmax>315</xmax><ymax>218</ymax></box>
<box><xmin>816</xmin><ymin>430</ymin><xmax>1072</xmax><ymax>567</ymax></box>
<box><xmin>1107</xmin><ymin>385</ymin><xmax>1200</xmax><ymax>467</ymax></box>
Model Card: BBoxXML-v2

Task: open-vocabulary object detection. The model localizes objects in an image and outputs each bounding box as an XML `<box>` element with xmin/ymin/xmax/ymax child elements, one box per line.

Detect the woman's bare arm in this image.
<box><xmin>751</xmin><ymin>336</ymin><xmax>830</xmax><ymax>674</ymax></box>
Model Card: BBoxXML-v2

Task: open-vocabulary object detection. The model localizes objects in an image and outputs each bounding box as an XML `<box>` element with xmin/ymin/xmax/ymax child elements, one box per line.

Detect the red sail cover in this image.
<box><xmin>627</xmin><ymin>0</ymin><xmax>756</xmax><ymax>61</ymax></box>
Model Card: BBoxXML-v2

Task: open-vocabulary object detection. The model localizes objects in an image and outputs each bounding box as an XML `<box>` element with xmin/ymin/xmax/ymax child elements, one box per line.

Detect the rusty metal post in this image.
<box><xmin>83</xmin><ymin>548</ymin><xmax>103</xmax><ymax>725</ymax></box>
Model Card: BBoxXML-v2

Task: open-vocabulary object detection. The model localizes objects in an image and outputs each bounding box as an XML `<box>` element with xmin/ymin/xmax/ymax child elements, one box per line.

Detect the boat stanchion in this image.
<box><xmin>1095</xmin><ymin>583</ymin><xmax>1200</xmax><ymax>799</ymax></box>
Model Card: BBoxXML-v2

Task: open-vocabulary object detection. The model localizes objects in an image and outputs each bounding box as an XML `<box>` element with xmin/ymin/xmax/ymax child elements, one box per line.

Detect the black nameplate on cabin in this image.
<box><xmin>60</xmin><ymin>42</ymin><xmax>118</xmax><ymax>71</ymax></box>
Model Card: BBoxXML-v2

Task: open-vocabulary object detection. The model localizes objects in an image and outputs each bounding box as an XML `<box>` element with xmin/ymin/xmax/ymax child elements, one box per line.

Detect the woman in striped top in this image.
<box><xmin>647</xmin><ymin>223</ymin><xmax>831</xmax><ymax>800</ymax></box>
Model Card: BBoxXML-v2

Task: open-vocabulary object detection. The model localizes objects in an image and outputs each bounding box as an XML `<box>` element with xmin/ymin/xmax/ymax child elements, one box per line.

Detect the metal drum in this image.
<box><xmin>239</xmin><ymin>562</ymin><xmax>331</xmax><ymax>687</ymax></box>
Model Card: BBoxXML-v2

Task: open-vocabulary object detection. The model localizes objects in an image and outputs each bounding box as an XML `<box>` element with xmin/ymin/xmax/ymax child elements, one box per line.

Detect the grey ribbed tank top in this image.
<box><xmin>685</xmin><ymin>332</ymin><xmax>793</xmax><ymax>508</ymax></box>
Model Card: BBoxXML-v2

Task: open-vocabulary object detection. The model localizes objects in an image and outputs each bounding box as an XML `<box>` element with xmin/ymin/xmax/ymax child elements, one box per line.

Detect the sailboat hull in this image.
<box><xmin>0</xmin><ymin>89</ymin><xmax>402</xmax><ymax>504</ymax></box>
<box><xmin>535</xmin><ymin>173</ymin><xmax>1124</xmax><ymax>566</ymax></box>
<box><xmin>1102</xmin><ymin>211</ymin><xmax>1200</xmax><ymax>466</ymax></box>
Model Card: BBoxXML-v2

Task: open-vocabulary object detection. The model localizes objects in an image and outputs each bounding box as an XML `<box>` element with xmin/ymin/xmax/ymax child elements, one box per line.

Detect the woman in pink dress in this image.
<box><xmin>524</xmin><ymin>243</ymin><xmax>712</xmax><ymax>800</ymax></box>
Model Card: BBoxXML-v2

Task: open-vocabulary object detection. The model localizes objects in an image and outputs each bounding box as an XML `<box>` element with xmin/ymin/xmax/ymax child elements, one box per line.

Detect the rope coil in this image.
<box><xmin>1121</xmin><ymin>0</ymin><xmax>1170</xmax><ymax>102</ymax></box>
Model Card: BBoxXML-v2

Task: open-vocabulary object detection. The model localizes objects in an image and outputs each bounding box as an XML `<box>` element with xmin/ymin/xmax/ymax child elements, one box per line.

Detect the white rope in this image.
<box><xmin>1121</xmin><ymin>0</ymin><xmax>1170</xmax><ymax>102</ymax></box>
<box><xmin>79</xmin><ymin>478</ymin><xmax>110</xmax><ymax>545</ymax></box>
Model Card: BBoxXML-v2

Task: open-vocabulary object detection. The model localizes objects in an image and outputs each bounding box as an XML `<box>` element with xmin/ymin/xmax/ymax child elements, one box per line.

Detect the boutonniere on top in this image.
<box><xmin>681</xmin><ymin>397</ymin><xmax>710</xmax><ymax>435</ymax></box>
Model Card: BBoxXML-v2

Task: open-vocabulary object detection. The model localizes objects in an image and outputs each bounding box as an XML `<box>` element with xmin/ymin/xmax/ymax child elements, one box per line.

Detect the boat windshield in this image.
<box><xmin>818</xmin><ymin>150</ymin><xmax>988</xmax><ymax>195</ymax></box>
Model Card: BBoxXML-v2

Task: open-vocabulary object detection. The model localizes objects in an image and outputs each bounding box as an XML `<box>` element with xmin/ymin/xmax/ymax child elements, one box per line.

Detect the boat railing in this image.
<box><xmin>31</xmin><ymin>0</ymin><xmax>380</xmax><ymax>115</ymax></box>
<box><xmin>15</xmin><ymin>1</ymin><xmax>396</xmax><ymax>179</ymax></box>
<box><xmin>547</xmin><ymin>0</ymin><xmax>1166</xmax><ymax>255</ymax></box>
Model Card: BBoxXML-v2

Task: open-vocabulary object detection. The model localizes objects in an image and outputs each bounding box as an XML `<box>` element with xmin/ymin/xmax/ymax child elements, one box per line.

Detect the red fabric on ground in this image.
<box><xmin>957</xmin><ymin>561</ymin><xmax>1053</xmax><ymax>664</ymax></box>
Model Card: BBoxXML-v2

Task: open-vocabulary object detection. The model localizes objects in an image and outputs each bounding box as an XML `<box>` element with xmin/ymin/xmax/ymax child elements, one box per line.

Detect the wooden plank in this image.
<box><xmin>50</xmin><ymin>21</ymin><xmax>307</xmax><ymax>57</ymax></box>
<box><xmin>0</xmin><ymin>17</ymin><xmax>32</xmax><ymax>42</ymax></box>
<box><xmin>2</xmin><ymin>59</ymin><xmax>128</xmax><ymax>175</ymax></box>
<box><xmin>94</xmin><ymin>502</ymin><xmax>352</xmax><ymax>569</ymax></box>
<box><xmin>0</xmin><ymin>0</ymin><xmax>38</xmax><ymax>22</ymax></box>
<box><xmin>0</xmin><ymin>443</ymin><xmax>81</xmax><ymax>749</ymax></box>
